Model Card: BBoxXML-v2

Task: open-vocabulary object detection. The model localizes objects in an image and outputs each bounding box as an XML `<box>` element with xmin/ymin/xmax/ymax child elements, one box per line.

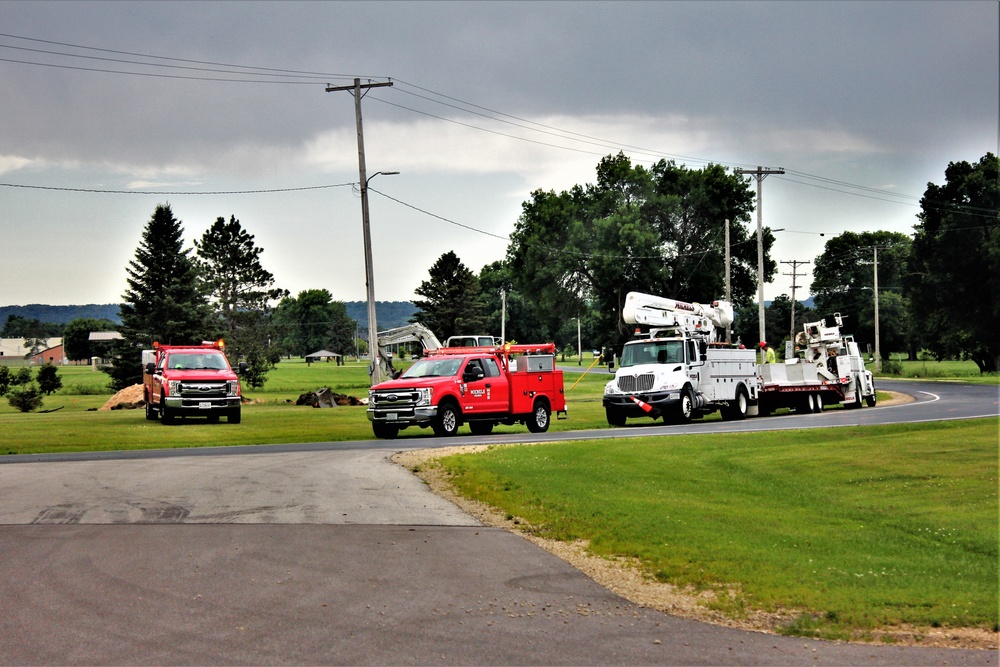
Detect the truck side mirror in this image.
<box><xmin>463</xmin><ymin>367</ymin><xmax>485</xmax><ymax>383</ymax></box>
<box><xmin>238</xmin><ymin>362</ymin><xmax>248</xmax><ymax>375</ymax></box>
<box><xmin>144</xmin><ymin>362</ymin><xmax>155</xmax><ymax>375</ymax></box>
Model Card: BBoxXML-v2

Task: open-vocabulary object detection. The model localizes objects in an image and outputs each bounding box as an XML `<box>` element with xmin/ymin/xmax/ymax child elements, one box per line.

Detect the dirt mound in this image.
<box><xmin>99</xmin><ymin>384</ymin><xmax>145</xmax><ymax>411</ymax></box>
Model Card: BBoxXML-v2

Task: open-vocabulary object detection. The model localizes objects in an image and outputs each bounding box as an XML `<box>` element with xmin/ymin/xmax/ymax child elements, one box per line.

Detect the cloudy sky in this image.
<box><xmin>1</xmin><ymin>1</ymin><xmax>997</xmax><ymax>311</ymax></box>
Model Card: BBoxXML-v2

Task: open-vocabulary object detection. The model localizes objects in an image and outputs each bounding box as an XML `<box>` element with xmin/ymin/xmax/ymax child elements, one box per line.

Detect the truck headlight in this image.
<box><xmin>227</xmin><ymin>380</ymin><xmax>239</xmax><ymax>397</ymax></box>
<box><xmin>416</xmin><ymin>387</ymin><xmax>432</xmax><ymax>406</ymax></box>
<box><xmin>167</xmin><ymin>380</ymin><xmax>182</xmax><ymax>395</ymax></box>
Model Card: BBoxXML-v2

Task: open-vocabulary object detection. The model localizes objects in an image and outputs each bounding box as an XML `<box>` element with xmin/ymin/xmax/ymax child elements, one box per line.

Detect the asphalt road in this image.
<box><xmin>0</xmin><ymin>380</ymin><xmax>996</xmax><ymax>665</ymax></box>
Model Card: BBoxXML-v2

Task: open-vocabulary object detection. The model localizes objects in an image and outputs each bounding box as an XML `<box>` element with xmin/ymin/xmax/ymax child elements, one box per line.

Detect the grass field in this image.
<box><xmin>433</xmin><ymin>419</ymin><xmax>999</xmax><ymax>642</ymax></box>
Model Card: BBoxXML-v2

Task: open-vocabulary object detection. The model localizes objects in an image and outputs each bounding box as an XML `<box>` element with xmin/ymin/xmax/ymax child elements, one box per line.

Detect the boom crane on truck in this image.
<box><xmin>604</xmin><ymin>292</ymin><xmax>757</xmax><ymax>425</ymax></box>
<box><xmin>370</xmin><ymin>323</ymin><xmax>443</xmax><ymax>385</ymax></box>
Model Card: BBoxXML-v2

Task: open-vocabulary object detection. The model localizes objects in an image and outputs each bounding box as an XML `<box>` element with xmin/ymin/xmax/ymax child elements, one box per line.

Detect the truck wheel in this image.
<box><xmin>865</xmin><ymin>392</ymin><xmax>876</xmax><ymax>407</ymax></box>
<box><xmin>145</xmin><ymin>400</ymin><xmax>157</xmax><ymax>421</ymax></box>
<box><xmin>228</xmin><ymin>408</ymin><xmax>241</xmax><ymax>424</ymax></box>
<box><xmin>373</xmin><ymin>422</ymin><xmax>399</xmax><ymax>439</ymax></box>
<box><xmin>672</xmin><ymin>389</ymin><xmax>694</xmax><ymax>424</ymax></box>
<box><xmin>433</xmin><ymin>402</ymin><xmax>461</xmax><ymax>437</ymax></box>
<box><xmin>722</xmin><ymin>385</ymin><xmax>749</xmax><ymax>421</ymax></box>
<box><xmin>605</xmin><ymin>408</ymin><xmax>626</xmax><ymax>427</ymax></box>
<box><xmin>526</xmin><ymin>399</ymin><xmax>551</xmax><ymax>433</ymax></box>
<box><xmin>161</xmin><ymin>406</ymin><xmax>176</xmax><ymax>425</ymax></box>
<box><xmin>469</xmin><ymin>421</ymin><xmax>494</xmax><ymax>436</ymax></box>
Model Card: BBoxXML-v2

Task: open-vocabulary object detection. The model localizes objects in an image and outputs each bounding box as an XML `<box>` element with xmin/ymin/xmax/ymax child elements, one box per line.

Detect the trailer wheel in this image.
<box><xmin>605</xmin><ymin>408</ymin><xmax>626</xmax><ymax>427</ymax></box>
<box><xmin>433</xmin><ymin>402</ymin><xmax>461</xmax><ymax>437</ymax></box>
<box><xmin>373</xmin><ymin>422</ymin><xmax>399</xmax><ymax>439</ymax></box>
<box><xmin>526</xmin><ymin>399</ymin><xmax>551</xmax><ymax>433</ymax></box>
<box><xmin>469</xmin><ymin>421</ymin><xmax>494</xmax><ymax>436</ymax></box>
<box><xmin>815</xmin><ymin>394</ymin><xmax>824</xmax><ymax>412</ymax></box>
<box><xmin>721</xmin><ymin>385</ymin><xmax>749</xmax><ymax>421</ymax></box>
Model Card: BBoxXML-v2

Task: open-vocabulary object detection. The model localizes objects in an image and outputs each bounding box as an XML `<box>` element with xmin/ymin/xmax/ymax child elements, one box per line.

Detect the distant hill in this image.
<box><xmin>0</xmin><ymin>304</ymin><xmax>121</xmax><ymax>326</ymax></box>
<box><xmin>1</xmin><ymin>302</ymin><xmax>419</xmax><ymax>331</ymax></box>
<box><xmin>344</xmin><ymin>301</ymin><xmax>417</xmax><ymax>330</ymax></box>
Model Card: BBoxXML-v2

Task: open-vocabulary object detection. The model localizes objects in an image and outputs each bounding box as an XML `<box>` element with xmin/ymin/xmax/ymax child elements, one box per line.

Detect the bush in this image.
<box><xmin>880</xmin><ymin>359</ymin><xmax>903</xmax><ymax>375</ymax></box>
<box><xmin>0</xmin><ymin>366</ymin><xmax>10</xmax><ymax>395</ymax></box>
<box><xmin>7</xmin><ymin>383</ymin><xmax>43</xmax><ymax>412</ymax></box>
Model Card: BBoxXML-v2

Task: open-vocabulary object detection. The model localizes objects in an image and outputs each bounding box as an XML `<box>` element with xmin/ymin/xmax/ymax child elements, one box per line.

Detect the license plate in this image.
<box><xmin>386</xmin><ymin>413</ymin><xmax>397</xmax><ymax>420</ymax></box>
<box><xmin>199</xmin><ymin>402</ymin><xmax>212</xmax><ymax>410</ymax></box>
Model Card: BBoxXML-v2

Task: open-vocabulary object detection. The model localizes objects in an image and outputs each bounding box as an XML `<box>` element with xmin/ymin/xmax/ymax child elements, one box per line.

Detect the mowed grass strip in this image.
<box><xmin>436</xmin><ymin>418</ymin><xmax>998</xmax><ymax>640</ymax></box>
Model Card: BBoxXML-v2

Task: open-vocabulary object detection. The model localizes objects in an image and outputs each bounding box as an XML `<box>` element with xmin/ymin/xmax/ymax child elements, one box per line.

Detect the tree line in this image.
<box><xmin>30</xmin><ymin>150</ymin><xmax>994</xmax><ymax>390</ymax></box>
<box><xmin>411</xmin><ymin>152</ymin><xmax>999</xmax><ymax>373</ymax></box>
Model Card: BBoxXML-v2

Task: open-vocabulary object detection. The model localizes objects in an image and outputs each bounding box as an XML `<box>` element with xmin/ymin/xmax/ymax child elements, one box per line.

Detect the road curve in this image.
<box><xmin>0</xmin><ymin>381</ymin><xmax>996</xmax><ymax>665</ymax></box>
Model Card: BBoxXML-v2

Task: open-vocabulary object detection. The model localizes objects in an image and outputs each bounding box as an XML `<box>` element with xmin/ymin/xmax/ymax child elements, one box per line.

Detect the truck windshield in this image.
<box><xmin>166</xmin><ymin>353</ymin><xmax>228</xmax><ymax>370</ymax></box>
<box><xmin>620</xmin><ymin>341</ymin><xmax>684</xmax><ymax>368</ymax></box>
<box><xmin>400</xmin><ymin>358</ymin><xmax>463</xmax><ymax>378</ymax></box>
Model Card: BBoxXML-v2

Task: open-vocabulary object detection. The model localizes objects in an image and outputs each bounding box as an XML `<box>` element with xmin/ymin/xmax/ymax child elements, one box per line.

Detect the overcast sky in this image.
<box><xmin>1</xmin><ymin>0</ymin><xmax>997</xmax><ymax>312</ymax></box>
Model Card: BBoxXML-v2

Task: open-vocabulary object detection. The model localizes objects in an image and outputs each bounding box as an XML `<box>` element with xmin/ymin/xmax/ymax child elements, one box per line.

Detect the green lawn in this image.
<box><xmin>434</xmin><ymin>419</ymin><xmax>999</xmax><ymax>641</ymax></box>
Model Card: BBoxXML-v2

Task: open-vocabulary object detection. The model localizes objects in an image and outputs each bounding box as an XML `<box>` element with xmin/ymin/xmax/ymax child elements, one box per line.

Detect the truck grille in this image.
<box><xmin>370</xmin><ymin>390</ymin><xmax>421</xmax><ymax>408</ymax></box>
<box><xmin>179</xmin><ymin>382</ymin><xmax>229</xmax><ymax>399</ymax></box>
<box><xmin>617</xmin><ymin>373</ymin><xmax>655</xmax><ymax>394</ymax></box>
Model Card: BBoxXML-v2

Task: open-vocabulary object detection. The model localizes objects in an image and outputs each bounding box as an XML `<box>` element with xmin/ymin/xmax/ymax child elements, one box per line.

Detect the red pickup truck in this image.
<box><xmin>142</xmin><ymin>341</ymin><xmax>246</xmax><ymax>424</ymax></box>
<box><xmin>367</xmin><ymin>343</ymin><xmax>567</xmax><ymax>439</ymax></box>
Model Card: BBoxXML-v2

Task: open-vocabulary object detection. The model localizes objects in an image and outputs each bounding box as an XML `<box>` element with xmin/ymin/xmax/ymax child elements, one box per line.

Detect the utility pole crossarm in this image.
<box><xmin>325</xmin><ymin>81</ymin><xmax>394</xmax><ymax>93</ymax></box>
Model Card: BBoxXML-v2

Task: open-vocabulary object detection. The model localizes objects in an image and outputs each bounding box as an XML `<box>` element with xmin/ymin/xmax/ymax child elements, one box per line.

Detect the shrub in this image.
<box><xmin>880</xmin><ymin>359</ymin><xmax>903</xmax><ymax>375</ymax></box>
<box><xmin>7</xmin><ymin>383</ymin><xmax>44</xmax><ymax>412</ymax></box>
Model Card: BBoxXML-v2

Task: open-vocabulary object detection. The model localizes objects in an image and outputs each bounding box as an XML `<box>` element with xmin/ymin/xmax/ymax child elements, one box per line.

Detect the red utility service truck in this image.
<box><xmin>367</xmin><ymin>343</ymin><xmax>567</xmax><ymax>438</ymax></box>
<box><xmin>143</xmin><ymin>340</ymin><xmax>246</xmax><ymax>424</ymax></box>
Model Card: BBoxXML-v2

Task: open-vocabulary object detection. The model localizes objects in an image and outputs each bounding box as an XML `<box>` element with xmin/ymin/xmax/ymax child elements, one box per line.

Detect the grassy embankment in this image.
<box><xmin>431</xmin><ymin>418</ymin><xmax>998</xmax><ymax>642</ymax></box>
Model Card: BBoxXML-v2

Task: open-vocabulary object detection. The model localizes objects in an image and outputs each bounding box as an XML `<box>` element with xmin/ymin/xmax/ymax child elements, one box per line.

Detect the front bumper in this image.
<box><xmin>163</xmin><ymin>396</ymin><xmax>241</xmax><ymax>413</ymax></box>
<box><xmin>603</xmin><ymin>391</ymin><xmax>681</xmax><ymax>417</ymax></box>
<box><xmin>367</xmin><ymin>405</ymin><xmax>438</xmax><ymax>425</ymax></box>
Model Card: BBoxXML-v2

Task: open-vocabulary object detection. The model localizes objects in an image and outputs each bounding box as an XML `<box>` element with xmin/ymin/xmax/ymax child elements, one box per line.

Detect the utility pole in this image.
<box><xmin>780</xmin><ymin>260</ymin><xmax>810</xmax><ymax>342</ymax></box>
<box><xmin>724</xmin><ymin>219</ymin><xmax>731</xmax><ymax>344</ymax></box>
<box><xmin>735</xmin><ymin>166</ymin><xmax>785</xmax><ymax>363</ymax></box>
<box><xmin>873</xmin><ymin>247</ymin><xmax>881</xmax><ymax>373</ymax></box>
<box><xmin>326</xmin><ymin>78</ymin><xmax>394</xmax><ymax>385</ymax></box>
<box><xmin>860</xmin><ymin>246</ymin><xmax>886</xmax><ymax>373</ymax></box>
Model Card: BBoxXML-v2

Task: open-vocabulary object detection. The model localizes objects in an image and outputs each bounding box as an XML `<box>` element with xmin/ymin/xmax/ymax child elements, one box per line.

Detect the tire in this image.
<box><xmin>865</xmin><ymin>392</ymin><xmax>877</xmax><ymax>407</ymax></box>
<box><xmin>433</xmin><ymin>402</ymin><xmax>461</xmax><ymax>437</ymax></box>
<box><xmin>801</xmin><ymin>394</ymin><xmax>816</xmax><ymax>414</ymax></box>
<box><xmin>673</xmin><ymin>389</ymin><xmax>694</xmax><ymax>424</ymax></box>
<box><xmin>228</xmin><ymin>408</ymin><xmax>241</xmax><ymax>424</ymax></box>
<box><xmin>207</xmin><ymin>414</ymin><xmax>220</xmax><ymax>424</ymax></box>
<box><xmin>722</xmin><ymin>385</ymin><xmax>749</xmax><ymax>421</ymax></box>
<box><xmin>145</xmin><ymin>399</ymin><xmax>158</xmax><ymax>421</ymax></box>
<box><xmin>372</xmin><ymin>422</ymin><xmax>399</xmax><ymax>439</ymax></box>
<box><xmin>469</xmin><ymin>421</ymin><xmax>494</xmax><ymax>436</ymax></box>
<box><xmin>815</xmin><ymin>394</ymin><xmax>824</xmax><ymax>412</ymax></box>
<box><xmin>606</xmin><ymin>407</ymin><xmax>627</xmax><ymax>427</ymax></box>
<box><xmin>161</xmin><ymin>405</ymin><xmax>176</xmax><ymax>425</ymax></box>
<box><xmin>526</xmin><ymin>399</ymin><xmax>551</xmax><ymax>433</ymax></box>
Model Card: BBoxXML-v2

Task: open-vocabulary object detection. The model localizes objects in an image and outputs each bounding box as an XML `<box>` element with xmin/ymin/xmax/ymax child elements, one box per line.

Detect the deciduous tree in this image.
<box><xmin>908</xmin><ymin>153</ymin><xmax>999</xmax><ymax>372</ymax></box>
<box><xmin>507</xmin><ymin>153</ymin><xmax>766</xmax><ymax>349</ymax></box>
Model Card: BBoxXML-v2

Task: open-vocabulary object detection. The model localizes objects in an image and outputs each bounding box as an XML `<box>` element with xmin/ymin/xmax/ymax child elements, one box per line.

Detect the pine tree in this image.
<box><xmin>106</xmin><ymin>204</ymin><xmax>214</xmax><ymax>390</ymax></box>
<box><xmin>411</xmin><ymin>251</ymin><xmax>488</xmax><ymax>340</ymax></box>
<box><xmin>195</xmin><ymin>216</ymin><xmax>287</xmax><ymax>387</ymax></box>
